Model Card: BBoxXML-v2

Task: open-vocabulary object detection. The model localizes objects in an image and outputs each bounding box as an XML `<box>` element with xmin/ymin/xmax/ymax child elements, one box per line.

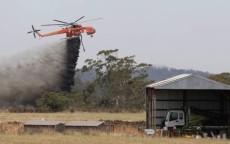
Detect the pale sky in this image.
<box><xmin>0</xmin><ymin>0</ymin><xmax>230</xmax><ymax>73</ymax></box>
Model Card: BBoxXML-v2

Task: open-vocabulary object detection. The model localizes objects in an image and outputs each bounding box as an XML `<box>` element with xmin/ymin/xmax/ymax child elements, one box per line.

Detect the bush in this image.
<box><xmin>36</xmin><ymin>92</ymin><xmax>73</xmax><ymax>112</ymax></box>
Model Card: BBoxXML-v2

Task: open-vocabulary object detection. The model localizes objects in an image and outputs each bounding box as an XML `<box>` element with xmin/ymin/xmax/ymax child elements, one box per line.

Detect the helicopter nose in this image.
<box><xmin>87</xmin><ymin>28</ymin><xmax>96</xmax><ymax>35</ymax></box>
<box><xmin>91</xmin><ymin>28</ymin><xmax>96</xmax><ymax>34</ymax></box>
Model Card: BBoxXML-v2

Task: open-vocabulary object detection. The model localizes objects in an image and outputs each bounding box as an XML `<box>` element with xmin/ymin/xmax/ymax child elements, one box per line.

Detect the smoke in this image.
<box><xmin>0</xmin><ymin>38</ymin><xmax>80</xmax><ymax>106</ymax></box>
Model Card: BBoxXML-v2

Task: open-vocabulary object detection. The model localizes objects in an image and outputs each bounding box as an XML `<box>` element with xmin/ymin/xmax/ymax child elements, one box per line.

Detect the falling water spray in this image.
<box><xmin>0</xmin><ymin>37</ymin><xmax>81</xmax><ymax>107</ymax></box>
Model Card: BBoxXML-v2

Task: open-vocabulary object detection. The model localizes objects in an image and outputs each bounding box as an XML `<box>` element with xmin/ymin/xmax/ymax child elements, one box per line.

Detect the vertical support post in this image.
<box><xmin>153</xmin><ymin>90</ymin><xmax>156</xmax><ymax>129</ymax></box>
<box><xmin>183</xmin><ymin>90</ymin><xmax>186</xmax><ymax>110</ymax></box>
<box><xmin>145</xmin><ymin>88</ymin><xmax>156</xmax><ymax>129</ymax></box>
<box><xmin>219</xmin><ymin>91</ymin><xmax>224</xmax><ymax>123</ymax></box>
<box><xmin>146</xmin><ymin>88</ymin><xmax>149</xmax><ymax>129</ymax></box>
<box><xmin>150</xmin><ymin>89</ymin><xmax>154</xmax><ymax>129</ymax></box>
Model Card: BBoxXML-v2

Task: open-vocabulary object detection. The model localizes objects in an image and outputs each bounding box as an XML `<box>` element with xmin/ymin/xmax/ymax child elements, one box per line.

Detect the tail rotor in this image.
<box><xmin>27</xmin><ymin>25</ymin><xmax>40</xmax><ymax>38</ymax></box>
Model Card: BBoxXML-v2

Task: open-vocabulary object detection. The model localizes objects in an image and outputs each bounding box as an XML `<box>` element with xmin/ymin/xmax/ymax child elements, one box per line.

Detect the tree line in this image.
<box><xmin>35</xmin><ymin>49</ymin><xmax>230</xmax><ymax>112</ymax></box>
<box><xmin>36</xmin><ymin>49</ymin><xmax>152</xmax><ymax>112</ymax></box>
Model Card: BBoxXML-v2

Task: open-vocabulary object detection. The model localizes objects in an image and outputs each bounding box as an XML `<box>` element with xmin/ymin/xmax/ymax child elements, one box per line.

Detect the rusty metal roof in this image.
<box><xmin>24</xmin><ymin>120</ymin><xmax>63</xmax><ymax>126</ymax></box>
<box><xmin>146</xmin><ymin>74</ymin><xmax>230</xmax><ymax>90</ymax></box>
<box><xmin>65</xmin><ymin>121</ymin><xmax>104</xmax><ymax>127</ymax></box>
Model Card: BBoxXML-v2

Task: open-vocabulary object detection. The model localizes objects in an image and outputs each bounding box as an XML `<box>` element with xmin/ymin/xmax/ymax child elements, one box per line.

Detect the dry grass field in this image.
<box><xmin>0</xmin><ymin>111</ymin><xmax>145</xmax><ymax>122</ymax></box>
<box><xmin>0</xmin><ymin>132</ymin><xmax>229</xmax><ymax>144</ymax></box>
<box><xmin>0</xmin><ymin>112</ymin><xmax>229</xmax><ymax>144</ymax></box>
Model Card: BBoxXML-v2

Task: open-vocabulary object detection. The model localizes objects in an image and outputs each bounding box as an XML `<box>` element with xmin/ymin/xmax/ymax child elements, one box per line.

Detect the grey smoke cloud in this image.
<box><xmin>0</xmin><ymin>41</ymin><xmax>68</xmax><ymax>106</ymax></box>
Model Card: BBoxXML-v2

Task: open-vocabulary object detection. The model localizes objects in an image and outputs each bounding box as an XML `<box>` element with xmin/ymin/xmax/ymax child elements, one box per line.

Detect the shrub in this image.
<box><xmin>36</xmin><ymin>92</ymin><xmax>72</xmax><ymax>112</ymax></box>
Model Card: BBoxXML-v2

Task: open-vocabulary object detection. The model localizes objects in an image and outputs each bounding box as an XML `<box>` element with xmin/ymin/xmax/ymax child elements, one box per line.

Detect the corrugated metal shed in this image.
<box><xmin>147</xmin><ymin>74</ymin><xmax>230</xmax><ymax>90</ymax></box>
<box><xmin>146</xmin><ymin>74</ymin><xmax>230</xmax><ymax>130</ymax></box>
<box><xmin>66</xmin><ymin>121</ymin><xmax>104</xmax><ymax>127</ymax></box>
<box><xmin>24</xmin><ymin>120</ymin><xmax>63</xmax><ymax>126</ymax></box>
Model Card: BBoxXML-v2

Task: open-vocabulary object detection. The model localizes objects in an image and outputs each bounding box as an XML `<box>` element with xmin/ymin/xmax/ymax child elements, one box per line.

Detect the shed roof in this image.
<box><xmin>65</xmin><ymin>121</ymin><xmax>104</xmax><ymax>127</ymax></box>
<box><xmin>24</xmin><ymin>120</ymin><xmax>63</xmax><ymax>126</ymax></box>
<box><xmin>147</xmin><ymin>74</ymin><xmax>230</xmax><ymax>90</ymax></box>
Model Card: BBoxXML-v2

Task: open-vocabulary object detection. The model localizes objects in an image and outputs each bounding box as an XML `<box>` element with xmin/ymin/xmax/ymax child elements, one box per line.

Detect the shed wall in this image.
<box><xmin>146</xmin><ymin>89</ymin><xmax>230</xmax><ymax>129</ymax></box>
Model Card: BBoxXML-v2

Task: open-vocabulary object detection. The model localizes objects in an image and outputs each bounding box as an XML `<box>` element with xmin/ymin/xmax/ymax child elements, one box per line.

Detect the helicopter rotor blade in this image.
<box><xmin>32</xmin><ymin>25</ymin><xmax>35</xmax><ymax>31</ymax></box>
<box><xmin>41</xmin><ymin>24</ymin><xmax>67</xmax><ymax>26</ymax></box>
<box><xmin>53</xmin><ymin>19</ymin><xmax>69</xmax><ymax>24</ymax></box>
<box><xmin>73</xmin><ymin>16</ymin><xmax>85</xmax><ymax>24</ymax></box>
<box><xmin>79</xmin><ymin>18</ymin><xmax>103</xmax><ymax>24</ymax></box>
<box><xmin>59</xmin><ymin>25</ymin><xmax>68</xmax><ymax>27</ymax></box>
<box><xmin>52</xmin><ymin>16</ymin><xmax>85</xmax><ymax>27</ymax></box>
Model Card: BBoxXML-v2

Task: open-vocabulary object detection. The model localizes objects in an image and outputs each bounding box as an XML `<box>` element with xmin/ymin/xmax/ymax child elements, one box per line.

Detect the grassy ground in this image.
<box><xmin>0</xmin><ymin>112</ymin><xmax>229</xmax><ymax>144</ymax></box>
<box><xmin>0</xmin><ymin>111</ymin><xmax>145</xmax><ymax>123</ymax></box>
<box><xmin>0</xmin><ymin>132</ymin><xmax>229</xmax><ymax>144</ymax></box>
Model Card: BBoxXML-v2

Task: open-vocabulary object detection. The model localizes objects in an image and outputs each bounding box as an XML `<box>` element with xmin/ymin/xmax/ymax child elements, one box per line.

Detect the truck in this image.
<box><xmin>163</xmin><ymin>107</ymin><xmax>230</xmax><ymax>137</ymax></box>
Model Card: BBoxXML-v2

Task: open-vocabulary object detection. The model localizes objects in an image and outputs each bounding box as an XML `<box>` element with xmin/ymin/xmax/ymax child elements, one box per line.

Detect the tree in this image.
<box><xmin>80</xmin><ymin>49</ymin><xmax>151</xmax><ymax>109</ymax></box>
<box><xmin>208</xmin><ymin>73</ymin><xmax>230</xmax><ymax>85</ymax></box>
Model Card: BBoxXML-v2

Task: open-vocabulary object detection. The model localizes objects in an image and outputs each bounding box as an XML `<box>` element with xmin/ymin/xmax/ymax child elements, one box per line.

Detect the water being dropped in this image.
<box><xmin>0</xmin><ymin>38</ymin><xmax>80</xmax><ymax>107</ymax></box>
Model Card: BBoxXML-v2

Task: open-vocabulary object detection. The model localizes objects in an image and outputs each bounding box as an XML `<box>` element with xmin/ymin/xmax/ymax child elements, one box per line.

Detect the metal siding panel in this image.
<box><xmin>156</xmin><ymin>101</ymin><xmax>183</xmax><ymax>109</ymax></box>
<box><xmin>147</xmin><ymin>74</ymin><xmax>230</xmax><ymax>90</ymax></box>
<box><xmin>155</xmin><ymin>110</ymin><xmax>168</xmax><ymax>118</ymax></box>
<box><xmin>156</xmin><ymin>90</ymin><xmax>183</xmax><ymax>100</ymax></box>
<box><xmin>187</xmin><ymin>101</ymin><xmax>220</xmax><ymax>110</ymax></box>
<box><xmin>158</xmin><ymin>77</ymin><xmax>215</xmax><ymax>89</ymax></box>
<box><xmin>155</xmin><ymin>118</ymin><xmax>164</xmax><ymax>127</ymax></box>
<box><xmin>186</xmin><ymin>90</ymin><xmax>219</xmax><ymax>100</ymax></box>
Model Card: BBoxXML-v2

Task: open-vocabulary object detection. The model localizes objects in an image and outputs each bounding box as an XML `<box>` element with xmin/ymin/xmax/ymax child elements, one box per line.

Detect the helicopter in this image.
<box><xmin>27</xmin><ymin>16</ymin><xmax>101</xmax><ymax>50</ymax></box>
